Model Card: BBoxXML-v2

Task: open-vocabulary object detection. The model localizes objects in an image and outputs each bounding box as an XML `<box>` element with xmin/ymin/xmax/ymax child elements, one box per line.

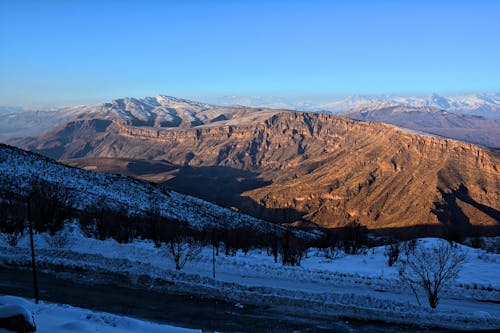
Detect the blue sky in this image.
<box><xmin>1</xmin><ymin>0</ymin><xmax>499</xmax><ymax>107</ymax></box>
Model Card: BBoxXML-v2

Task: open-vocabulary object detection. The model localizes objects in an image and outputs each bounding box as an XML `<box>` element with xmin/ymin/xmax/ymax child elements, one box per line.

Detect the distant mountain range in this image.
<box><xmin>0</xmin><ymin>96</ymin><xmax>277</xmax><ymax>141</ymax></box>
<box><xmin>344</xmin><ymin>105</ymin><xmax>500</xmax><ymax>149</ymax></box>
<box><xmin>0</xmin><ymin>105</ymin><xmax>94</xmax><ymax>140</ymax></box>
<box><xmin>211</xmin><ymin>93</ymin><xmax>500</xmax><ymax>117</ymax></box>
<box><xmin>5</xmin><ymin>95</ymin><xmax>498</xmax><ymax>233</ymax></box>
<box><xmin>2</xmin><ymin>94</ymin><xmax>499</xmax><ymax>149</ymax></box>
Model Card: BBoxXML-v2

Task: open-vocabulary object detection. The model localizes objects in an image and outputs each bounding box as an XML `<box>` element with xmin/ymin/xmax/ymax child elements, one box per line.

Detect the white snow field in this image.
<box><xmin>0</xmin><ymin>295</ymin><xmax>199</xmax><ymax>333</ymax></box>
<box><xmin>1</xmin><ymin>225</ymin><xmax>499</xmax><ymax>331</ymax></box>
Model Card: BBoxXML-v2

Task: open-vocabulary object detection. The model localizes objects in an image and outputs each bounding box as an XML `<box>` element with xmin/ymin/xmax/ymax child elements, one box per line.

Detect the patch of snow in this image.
<box><xmin>0</xmin><ymin>295</ymin><xmax>199</xmax><ymax>333</ymax></box>
<box><xmin>0</xmin><ymin>304</ymin><xmax>34</xmax><ymax>326</ymax></box>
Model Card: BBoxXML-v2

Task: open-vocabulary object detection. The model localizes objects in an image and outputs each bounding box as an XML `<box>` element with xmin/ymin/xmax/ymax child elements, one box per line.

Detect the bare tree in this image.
<box><xmin>399</xmin><ymin>240</ymin><xmax>466</xmax><ymax>309</ymax></box>
<box><xmin>265</xmin><ymin>226</ymin><xmax>280</xmax><ymax>263</ymax></box>
<box><xmin>340</xmin><ymin>220</ymin><xmax>367</xmax><ymax>255</ymax></box>
<box><xmin>0</xmin><ymin>190</ymin><xmax>26</xmax><ymax>246</ymax></box>
<box><xmin>163</xmin><ymin>222</ymin><xmax>202</xmax><ymax>271</ymax></box>
<box><xmin>168</xmin><ymin>234</ymin><xmax>201</xmax><ymax>270</ymax></box>
<box><xmin>384</xmin><ymin>241</ymin><xmax>401</xmax><ymax>267</ymax></box>
<box><xmin>280</xmin><ymin>230</ymin><xmax>307</xmax><ymax>266</ymax></box>
<box><xmin>29</xmin><ymin>179</ymin><xmax>72</xmax><ymax>235</ymax></box>
<box><xmin>1</xmin><ymin>227</ymin><xmax>24</xmax><ymax>247</ymax></box>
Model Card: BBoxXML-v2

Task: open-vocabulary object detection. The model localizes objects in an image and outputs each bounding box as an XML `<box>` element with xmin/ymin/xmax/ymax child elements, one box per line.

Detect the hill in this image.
<box><xmin>0</xmin><ymin>143</ymin><xmax>276</xmax><ymax>232</ymax></box>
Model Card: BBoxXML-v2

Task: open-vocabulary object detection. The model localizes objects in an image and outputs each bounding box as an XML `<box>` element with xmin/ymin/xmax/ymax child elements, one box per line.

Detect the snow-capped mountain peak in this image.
<box><xmin>208</xmin><ymin>93</ymin><xmax>500</xmax><ymax>118</ymax></box>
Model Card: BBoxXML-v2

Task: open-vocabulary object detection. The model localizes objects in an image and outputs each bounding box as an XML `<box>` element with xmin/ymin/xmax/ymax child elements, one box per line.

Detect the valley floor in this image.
<box><xmin>1</xmin><ymin>225</ymin><xmax>499</xmax><ymax>332</ymax></box>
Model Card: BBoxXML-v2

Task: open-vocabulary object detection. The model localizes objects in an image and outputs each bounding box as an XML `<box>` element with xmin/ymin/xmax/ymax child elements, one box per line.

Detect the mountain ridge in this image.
<box><xmin>209</xmin><ymin>93</ymin><xmax>500</xmax><ymax>117</ymax></box>
<box><xmin>344</xmin><ymin>105</ymin><xmax>500</xmax><ymax>149</ymax></box>
<box><xmin>3</xmin><ymin>93</ymin><xmax>498</xmax><ymax>149</ymax></box>
<box><xmin>14</xmin><ymin>106</ymin><xmax>499</xmax><ymax>231</ymax></box>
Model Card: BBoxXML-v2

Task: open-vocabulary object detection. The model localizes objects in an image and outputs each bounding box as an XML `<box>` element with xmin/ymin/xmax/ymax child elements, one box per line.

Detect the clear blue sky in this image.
<box><xmin>1</xmin><ymin>0</ymin><xmax>499</xmax><ymax>107</ymax></box>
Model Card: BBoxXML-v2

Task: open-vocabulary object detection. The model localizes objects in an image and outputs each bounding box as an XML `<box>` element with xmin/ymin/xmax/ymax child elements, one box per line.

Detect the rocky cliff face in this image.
<box><xmin>20</xmin><ymin>110</ymin><xmax>500</xmax><ymax>231</ymax></box>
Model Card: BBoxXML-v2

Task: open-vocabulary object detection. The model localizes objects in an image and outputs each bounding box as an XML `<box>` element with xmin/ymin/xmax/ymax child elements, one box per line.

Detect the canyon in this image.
<box><xmin>11</xmin><ymin>96</ymin><xmax>498</xmax><ymax>234</ymax></box>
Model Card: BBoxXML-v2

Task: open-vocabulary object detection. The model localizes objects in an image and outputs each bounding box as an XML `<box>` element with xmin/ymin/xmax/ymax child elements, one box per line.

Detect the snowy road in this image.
<box><xmin>207</xmin><ymin>260</ymin><xmax>500</xmax><ymax>322</ymax></box>
<box><xmin>0</xmin><ymin>268</ymin><xmax>426</xmax><ymax>333</ymax></box>
<box><xmin>1</xmin><ymin>230</ymin><xmax>499</xmax><ymax>331</ymax></box>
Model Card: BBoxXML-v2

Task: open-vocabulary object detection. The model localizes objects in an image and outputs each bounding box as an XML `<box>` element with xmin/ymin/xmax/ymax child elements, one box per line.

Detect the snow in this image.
<box><xmin>0</xmin><ymin>304</ymin><xmax>34</xmax><ymax>326</ymax></box>
<box><xmin>1</xmin><ymin>226</ymin><xmax>499</xmax><ymax>331</ymax></box>
<box><xmin>0</xmin><ymin>295</ymin><xmax>199</xmax><ymax>333</ymax></box>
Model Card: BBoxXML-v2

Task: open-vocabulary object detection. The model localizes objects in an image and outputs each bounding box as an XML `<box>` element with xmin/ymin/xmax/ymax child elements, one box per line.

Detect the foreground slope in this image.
<box><xmin>0</xmin><ymin>143</ymin><xmax>274</xmax><ymax>231</ymax></box>
<box><xmin>1</xmin><ymin>230</ymin><xmax>499</xmax><ymax>331</ymax></box>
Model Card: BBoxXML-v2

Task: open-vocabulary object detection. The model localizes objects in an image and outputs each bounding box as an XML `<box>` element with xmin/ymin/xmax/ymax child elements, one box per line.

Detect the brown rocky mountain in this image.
<box><xmin>13</xmin><ymin>97</ymin><xmax>500</xmax><ymax>234</ymax></box>
<box><xmin>344</xmin><ymin>105</ymin><xmax>500</xmax><ymax>149</ymax></box>
<box><xmin>4</xmin><ymin>95</ymin><xmax>279</xmax><ymax>145</ymax></box>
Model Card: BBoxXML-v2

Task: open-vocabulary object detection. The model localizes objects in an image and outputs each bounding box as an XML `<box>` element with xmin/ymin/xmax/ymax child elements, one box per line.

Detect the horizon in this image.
<box><xmin>1</xmin><ymin>91</ymin><xmax>499</xmax><ymax>110</ymax></box>
<box><xmin>1</xmin><ymin>0</ymin><xmax>500</xmax><ymax>107</ymax></box>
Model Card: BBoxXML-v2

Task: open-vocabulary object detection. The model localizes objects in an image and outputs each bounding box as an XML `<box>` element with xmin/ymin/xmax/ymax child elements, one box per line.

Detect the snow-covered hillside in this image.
<box><xmin>0</xmin><ymin>143</ymin><xmax>278</xmax><ymax>232</ymax></box>
<box><xmin>1</xmin><ymin>226</ymin><xmax>499</xmax><ymax>331</ymax></box>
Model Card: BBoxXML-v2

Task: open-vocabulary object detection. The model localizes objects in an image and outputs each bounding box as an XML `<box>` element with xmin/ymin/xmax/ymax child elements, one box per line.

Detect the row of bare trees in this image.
<box><xmin>0</xmin><ymin>178</ymin><xmax>74</xmax><ymax>304</ymax></box>
<box><xmin>0</xmin><ymin>179</ymin><xmax>73</xmax><ymax>246</ymax></box>
<box><xmin>312</xmin><ymin>221</ymin><xmax>369</xmax><ymax>257</ymax></box>
<box><xmin>1</xmin><ymin>180</ymin><xmax>468</xmax><ymax>309</ymax></box>
<box><xmin>1</xmin><ymin>186</ymin><xmax>370</xmax><ymax>269</ymax></box>
<box><xmin>87</xmin><ymin>208</ymin><xmax>475</xmax><ymax>310</ymax></box>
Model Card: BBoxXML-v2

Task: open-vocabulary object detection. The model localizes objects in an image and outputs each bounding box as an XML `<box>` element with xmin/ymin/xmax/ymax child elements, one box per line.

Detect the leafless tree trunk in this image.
<box><xmin>27</xmin><ymin>196</ymin><xmax>39</xmax><ymax>304</ymax></box>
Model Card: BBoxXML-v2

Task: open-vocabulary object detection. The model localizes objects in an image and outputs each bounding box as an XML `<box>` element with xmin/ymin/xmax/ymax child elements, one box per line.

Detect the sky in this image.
<box><xmin>0</xmin><ymin>0</ymin><xmax>499</xmax><ymax>107</ymax></box>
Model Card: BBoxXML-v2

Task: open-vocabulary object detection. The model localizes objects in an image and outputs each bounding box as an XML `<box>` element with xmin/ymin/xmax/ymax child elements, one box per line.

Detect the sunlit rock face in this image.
<box><xmin>13</xmin><ymin>97</ymin><xmax>500</xmax><ymax>230</ymax></box>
